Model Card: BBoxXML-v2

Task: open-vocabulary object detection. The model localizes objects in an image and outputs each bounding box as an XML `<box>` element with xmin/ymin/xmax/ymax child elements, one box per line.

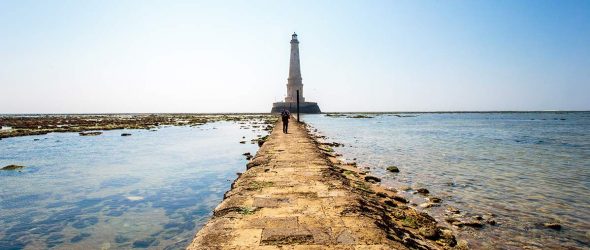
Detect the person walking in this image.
<box><xmin>281</xmin><ymin>109</ymin><xmax>290</xmax><ymax>133</ymax></box>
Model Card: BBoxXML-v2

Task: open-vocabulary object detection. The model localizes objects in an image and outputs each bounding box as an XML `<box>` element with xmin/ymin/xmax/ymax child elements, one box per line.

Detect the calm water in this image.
<box><xmin>0</xmin><ymin>119</ymin><xmax>269</xmax><ymax>249</ymax></box>
<box><xmin>303</xmin><ymin>112</ymin><xmax>590</xmax><ymax>249</ymax></box>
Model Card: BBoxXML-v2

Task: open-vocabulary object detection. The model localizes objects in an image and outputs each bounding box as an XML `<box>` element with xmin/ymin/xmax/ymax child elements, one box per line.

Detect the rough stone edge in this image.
<box><xmin>187</xmin><ymin>118</ymin><xmax>463</xmax><ymax>250</ymax></box>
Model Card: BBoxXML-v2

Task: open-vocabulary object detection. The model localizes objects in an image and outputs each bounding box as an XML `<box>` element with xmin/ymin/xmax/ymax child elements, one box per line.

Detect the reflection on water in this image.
<box><xmin>303</xmin><ymin>112</ymin><xmax>590</xmax><ymax>249</ymax></box>
<box><xmin>0</xmin><ymin>119</ymin><xmax>269</xmax><ymax>249</ymax></box>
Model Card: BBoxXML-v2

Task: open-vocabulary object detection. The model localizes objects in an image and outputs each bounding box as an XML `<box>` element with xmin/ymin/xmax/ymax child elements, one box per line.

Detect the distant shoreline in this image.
<box><xmin>0</xmin><ymin>110</ymin><xmax>588</xmax><ymax>116</ymax></box>
<box><xmin>1</xmin><ymin>111</ymin><xmax>585</xmax><ymax>138</ymax></box>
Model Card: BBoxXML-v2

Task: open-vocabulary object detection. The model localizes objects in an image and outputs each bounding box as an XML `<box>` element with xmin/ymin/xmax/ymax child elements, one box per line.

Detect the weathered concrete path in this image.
<box><xmin>187</xmin><ymin>119</ymin><xmax>456</xmax><ymax>249</ymax></box>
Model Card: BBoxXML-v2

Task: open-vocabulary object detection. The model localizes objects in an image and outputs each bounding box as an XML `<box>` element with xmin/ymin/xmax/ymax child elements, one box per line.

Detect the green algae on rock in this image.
<box><xmin>387</xmin><ymin>165</ymin><xmax>400</xmax><ymax>172</ymax></box>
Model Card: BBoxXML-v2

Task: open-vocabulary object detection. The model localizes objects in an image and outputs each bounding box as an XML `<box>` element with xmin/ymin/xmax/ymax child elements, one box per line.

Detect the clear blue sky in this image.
<box><xmin>1</xmin><ymin>0</ymin><xmax>588</xmax><ymax>113</ymax></box>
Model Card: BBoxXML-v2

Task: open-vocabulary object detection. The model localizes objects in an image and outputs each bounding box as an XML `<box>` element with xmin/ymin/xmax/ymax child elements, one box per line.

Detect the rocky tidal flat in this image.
<box><xmin>0</xmin><ymin>114</ymin><xmax>277</xmax><ymax>249</ymax></box>
<box><xmin>0</xmin><ymin>114</ymin><xmax>276</xmax><ymax>139</ymax></box>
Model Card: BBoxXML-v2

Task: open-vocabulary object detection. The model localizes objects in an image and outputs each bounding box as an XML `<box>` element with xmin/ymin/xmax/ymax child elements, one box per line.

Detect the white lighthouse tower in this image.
<box><xmin>271</xmin><ymin>33</ymin><xmax>321</xmax><ymax>113</ymax></box>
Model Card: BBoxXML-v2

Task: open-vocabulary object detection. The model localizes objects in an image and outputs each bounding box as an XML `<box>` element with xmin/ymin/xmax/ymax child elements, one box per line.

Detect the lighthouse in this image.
<box><xmin>271</xmin><ymin>33</ymin><xmax>321</xmax><ymax>113</ymax></box>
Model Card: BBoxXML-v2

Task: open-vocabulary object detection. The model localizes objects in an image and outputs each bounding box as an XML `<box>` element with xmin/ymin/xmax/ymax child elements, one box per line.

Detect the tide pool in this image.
<box><xmin>0</xmin><ymin>119</ymin><xmax>270</xmax><ymax>249</ymax></box>
<box><xmin>303</xmin><ymin>112</ymin><xmax>590</xmax><ymax>249</ymax></box>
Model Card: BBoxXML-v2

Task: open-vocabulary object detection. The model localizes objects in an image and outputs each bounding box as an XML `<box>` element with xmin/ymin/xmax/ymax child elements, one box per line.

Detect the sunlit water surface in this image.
<box><xmin>303</xmin><ymin>112</ymin><xmax>590</xmax><ymax>249</ymax></box>
<box><xmin>0</xmin><ymin>120</ymin><xmax>268</xmax><ymax>249</ymax></box>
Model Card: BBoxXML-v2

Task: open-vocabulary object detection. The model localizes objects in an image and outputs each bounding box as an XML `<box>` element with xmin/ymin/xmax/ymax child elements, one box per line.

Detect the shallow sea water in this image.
<box><xmin>303</xmin><ymin>112</ymin><xmax>590</xmax><ymax>249</ymax></box>
<box><xmin>0</xmin><ymin>119</ymin><xmax>269</xmax><ymax>249</ymax></box>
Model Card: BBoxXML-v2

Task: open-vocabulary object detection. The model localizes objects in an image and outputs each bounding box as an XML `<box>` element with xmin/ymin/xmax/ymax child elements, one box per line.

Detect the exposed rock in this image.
<box><xmin>436</xmin><ymin>227</ymin><xmax>457</xmax><ymax>246</ymax></box>
<box><xmin>392</xmin><ymin>195</ymin><xmax>409</xmax><ymax>203</ymax></box>
<box><xmin>429</xmin><ymin>197</ymin><xmax>442</xmax><ymax>203</ymax></box>
<box><xmin>543</xmin><ymin>222</ymin><xmax>562</xmax><ymax>230</ymax></box>
<box><xmin>239</xmin><ymin>141</ymin><xmax>246</xmax><ymax>144</ymax></box>
<box><xmin>418</xmin><ymin>226</ymin><xmax>438</xmax><ymax>239</ymax></box>
<box><xmin>322</xmin><ymin>142</ymin><xmax>344</xmax><ymax>147</ymax></box>
<box><xmin>455</xmin><ymin>239</ymin><xmax>469</xmax><ymax>250</ymax></box>
<box><xmin>445</xmin><ymin>217</ymin><xmax>460</xmax><ymax>224</ymax></box>
<box><xmin>386</xmin><ymin>166</ymin><xmax>400</xmax><ymax>173</ymax></box>
<box><xmin>79</xmin><ymin>131</ymin><xmax>102</xmax><ymax>136</ymax></box>
<box><xmin>364</xmin><ymin>176</ymin><xmax>381</xmax><ymax>183</ymax></box>
<box><xmin>257</xmin><ymin>135</ymin><xmax>270</xmax><ymax>147</ymax></box>
<box><xmin>346</xmin><ymin>162</ymin><xmax>357</xmax><ymax>167</ymax></box>
<box><xmin>348</xmin><ymin>115</ymin><xmax>374</xmax><ymax>119</ymax></box>
<box><xmin>384</xmin><ymin>200</ymin><xmax>396</xmax><ymax>207</ymax></box>
<box><xmin>376</xmin><ymin>192</ymin><xmax>388</xmax><ymax>198</ymax></box>
<box><xmin>121</xmin><ymin>133</ymin><xmax>132</xmax><ymax>136</ymax></box>
<box><xmin>2</xmin><ymin>164</ymin><xmax>25</xmax><ymax>171</ymax></box>
<box><xmin>243</xmin><ymin>152</ymin><xmax>251</xmax><ymax>156</ymax></box>
<box><xmin>246</xmin><ymin>156</ymin><xmax>270</xmax><ymax>169</ymax></box>
<box><xmin>325</xmin><ymin>113</ymin><xmax>346</xmax><ymax>118</ymax></box>
<box><xmin>419</xmin><ymin>203</ymin><xmax>439</xmax><ymax>209</ymax></box>
<box><xmin>416</xmin><ymin>188</ymin><xmax>429</xmax><ymax>195</ymax></box>
<box><xmin>454</xmin><ymin>220</ymin><xmax>484</xmax><ymax>228</ymax></box>
<box><xmin>447</xmin><ymin>206</ymin><xmax>460</xmax><ymax>214</ymax></box>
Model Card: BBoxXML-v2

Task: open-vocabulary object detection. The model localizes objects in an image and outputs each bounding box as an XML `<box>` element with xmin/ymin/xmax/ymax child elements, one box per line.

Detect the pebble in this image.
<box><xmin>364</xmin><ymin>176</ymin><xmax>381</xmax><ymax>183</ymax></box>
<box><xmin>543</xmin><ymin>223</ymin><xmax>562</xmax><ymax>230</ymax></box>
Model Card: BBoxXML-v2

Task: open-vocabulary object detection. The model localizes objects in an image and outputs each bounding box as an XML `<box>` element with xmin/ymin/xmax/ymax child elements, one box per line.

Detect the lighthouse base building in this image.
<box><xmin>271</xmin><ymin>101</ymin><xmax>321</xmax><ymax>114</ymax></box>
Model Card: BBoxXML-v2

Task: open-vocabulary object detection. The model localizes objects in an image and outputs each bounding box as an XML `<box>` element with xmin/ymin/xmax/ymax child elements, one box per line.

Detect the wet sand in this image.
<box><xmin>188</xmin><ymin>118</ymin><xmax>460</xmax><ymax>249</ymax></box>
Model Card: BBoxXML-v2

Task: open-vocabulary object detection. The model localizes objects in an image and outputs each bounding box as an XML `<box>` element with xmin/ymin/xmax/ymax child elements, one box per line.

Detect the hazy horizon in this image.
<box><xmin>1</xmin><ymin>1</ymin><xmax>589</xmax><ymax>113</ymax></box>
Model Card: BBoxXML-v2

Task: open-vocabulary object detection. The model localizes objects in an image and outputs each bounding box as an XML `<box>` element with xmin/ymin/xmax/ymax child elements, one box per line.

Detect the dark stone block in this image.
<box><xmin>271</xmin><ymin>102</ymin><xmax>321</xmax><ymax>114</ymax></box>
<box><xmin>115</xmin><ymin>235</ymin><xmax>130</xmax><ymax>244</ymax></box>
<box><xmin>70</xmin><ymin>233</ymin><xmax>91</xmax><ymax>243</ymax></box>
<box><xmin>71</xmin><ymin>217</ymin><xmax>98</xmax><ymax>229</ymax></box>
<box><xmin>132</xmin><ymin>237</ymin><xmax>157</xmax><ymax>248</ymax></box>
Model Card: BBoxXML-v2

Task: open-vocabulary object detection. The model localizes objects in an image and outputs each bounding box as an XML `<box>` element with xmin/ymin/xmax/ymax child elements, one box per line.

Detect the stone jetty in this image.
<box><xmin>187</xmin><ymin>118</ymin><xmax>458</xmax><ymax>249</ymax></box>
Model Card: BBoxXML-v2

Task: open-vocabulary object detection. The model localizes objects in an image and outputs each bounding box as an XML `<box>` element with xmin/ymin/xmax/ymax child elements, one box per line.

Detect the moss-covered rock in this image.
<box><xmin>386</xmin><ymin>166</ymin><xmax>400</xmax><ymax>173</ymax></box>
